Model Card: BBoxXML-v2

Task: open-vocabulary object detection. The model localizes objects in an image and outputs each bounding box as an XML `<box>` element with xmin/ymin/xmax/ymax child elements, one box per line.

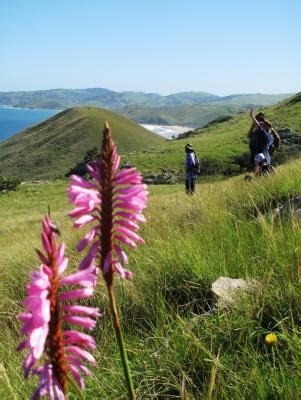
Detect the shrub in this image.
<box><xmin>0</xmin><ymin>176</ymin><xmax>21</xmax><ymax>191</ymax></box>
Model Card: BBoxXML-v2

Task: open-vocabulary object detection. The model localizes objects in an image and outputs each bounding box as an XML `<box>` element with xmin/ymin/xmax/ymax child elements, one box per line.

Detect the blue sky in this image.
<box><xmin>1</xmin><ymin>0</ymin><xmax>300</xmax><ymax>94</ymax></box>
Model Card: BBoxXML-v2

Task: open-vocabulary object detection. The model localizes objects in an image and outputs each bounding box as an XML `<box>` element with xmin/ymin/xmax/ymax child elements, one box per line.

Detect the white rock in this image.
<box><xmin>211</xmin><ymin>277</ymin><xmax>257</xmax><ymax>309</ymax></box>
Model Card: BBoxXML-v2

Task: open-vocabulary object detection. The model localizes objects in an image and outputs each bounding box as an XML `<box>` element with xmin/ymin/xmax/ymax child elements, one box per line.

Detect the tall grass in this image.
<box><xmin>0</xmin><ymin>160</ymin><xmax>301</xmax><ymax>398</ymax></box>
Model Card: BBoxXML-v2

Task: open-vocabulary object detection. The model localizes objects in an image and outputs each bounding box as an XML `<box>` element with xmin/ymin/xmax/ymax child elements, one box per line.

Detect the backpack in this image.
<box><xmin>193</xmin><ymin>153</ymin><xmax>201</xmax><ymax>175</ymax></box>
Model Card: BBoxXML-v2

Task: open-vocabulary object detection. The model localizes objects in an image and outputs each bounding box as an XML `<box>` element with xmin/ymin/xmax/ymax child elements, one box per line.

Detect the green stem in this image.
<box><xmin>107</xmin><ymin>284</ymin><xmax>136</xmax><ymax>400</ymax></box>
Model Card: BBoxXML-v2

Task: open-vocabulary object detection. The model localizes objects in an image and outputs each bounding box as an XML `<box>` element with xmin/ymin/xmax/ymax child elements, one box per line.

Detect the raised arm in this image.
<box><xmin>249</xmin><ymin>108</ymin><xmax>261</xmax><ymax>128</ymax></box>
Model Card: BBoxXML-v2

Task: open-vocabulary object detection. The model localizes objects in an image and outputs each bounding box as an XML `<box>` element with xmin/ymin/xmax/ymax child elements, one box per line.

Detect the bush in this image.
<box><xmin>0</xmin><ymin>176</ymin><xmax>21</xmax><ymax>191</ymax></box>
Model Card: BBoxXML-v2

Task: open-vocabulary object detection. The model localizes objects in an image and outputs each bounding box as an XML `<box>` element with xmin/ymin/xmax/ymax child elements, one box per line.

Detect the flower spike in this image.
<box><xmin>68</xmin><ymin>122</ymin><xmax>148</xmax><ymax>285</ymax></box>
<box><xmin>18</xmin><ymin>215</ymin><xmax>100</xmax><ymax>399</ymax></box>
<box><xmin>68</xmin><ymin>122</ymin><xmax>148</xmax><ymax>399</ymax></box>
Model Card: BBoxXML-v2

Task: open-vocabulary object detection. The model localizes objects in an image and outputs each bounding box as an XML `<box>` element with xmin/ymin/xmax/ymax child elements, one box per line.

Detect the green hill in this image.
<box><xmin>0</xmin><ymin>106</ymin><xmax>163</xmax><ymax>180</ymax></box>
<box><xmin>116</xmin><ymin>103</ymin><xmax>243</xmax><ymax>127</ymax></box>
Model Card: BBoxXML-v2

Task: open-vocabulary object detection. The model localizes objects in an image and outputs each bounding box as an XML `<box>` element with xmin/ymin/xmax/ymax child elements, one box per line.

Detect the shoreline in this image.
<box><xmin>140</xmin><ymin>123</ymin><xmax>193</xmax><ymax>139</ymax></box>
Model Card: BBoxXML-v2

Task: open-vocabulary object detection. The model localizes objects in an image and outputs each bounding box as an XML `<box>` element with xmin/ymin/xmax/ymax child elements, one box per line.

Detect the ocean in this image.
<box><xmin>0</xmin><ymin>107</ymin><xmax>60</xmax><ymax>141</ymax></box>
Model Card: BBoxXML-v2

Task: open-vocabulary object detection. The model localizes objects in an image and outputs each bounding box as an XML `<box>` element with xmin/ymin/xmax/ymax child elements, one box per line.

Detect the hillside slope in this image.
<box><xmin>0</xmin><ymin>107</ymin><xmax>163</xmax><ymax>180</ymax></box>
<box><xmin>116</xmin><ymin>103</ymin><xmax>243</xmax><ymax>127</ymax></box>
<box><xmin>122</xmin><ymin>92</ymin><xmax>301</xmax><ymax>177</ymax></box>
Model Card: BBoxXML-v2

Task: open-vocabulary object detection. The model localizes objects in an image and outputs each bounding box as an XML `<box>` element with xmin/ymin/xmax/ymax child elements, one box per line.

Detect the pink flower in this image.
<box><xmin>18</xmin><ymin>216</ymin><xmax>100</xmax><ymax>398</ymax></box>
<box><xmin>68</xmin><ymin>122</ymin><xmax>148</xmax><ymax>284</ymax></box>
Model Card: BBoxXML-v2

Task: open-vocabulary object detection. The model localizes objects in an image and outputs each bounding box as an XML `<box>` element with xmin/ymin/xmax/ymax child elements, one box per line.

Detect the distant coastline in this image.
<box><xmin>0</xmin><ymin>105</ymin><xmax>62</xmax><ymax>112</ymax></box>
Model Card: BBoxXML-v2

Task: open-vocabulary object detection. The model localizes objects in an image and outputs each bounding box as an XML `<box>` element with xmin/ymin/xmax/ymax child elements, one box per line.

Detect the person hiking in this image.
<box><xmin>248</xmin><ymin>109</ymin><xmax>272</xmax><ymax>175</ymax></box>
<box><xmin>248</xmin><ymin>110</ymin><xmax>280</xmax><ymax>161</ymax></box>
<box><xmin>184</xmin><ymin>143</ymin><xmax>198</xmax><ymax>194</ymax></box>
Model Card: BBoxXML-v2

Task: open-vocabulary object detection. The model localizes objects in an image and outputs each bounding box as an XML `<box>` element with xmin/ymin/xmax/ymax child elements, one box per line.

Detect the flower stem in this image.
<box><xmin>107</xmin><ymin>283</ymin><xmax>136</xmax><ymax>400</ymax></box>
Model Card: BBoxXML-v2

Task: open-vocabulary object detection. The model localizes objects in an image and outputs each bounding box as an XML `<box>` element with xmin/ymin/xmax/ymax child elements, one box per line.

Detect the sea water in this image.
<box><xmin>0</xmin><ymin>107</ymin><xmax>59</xmax><ymax>141</ymax></box>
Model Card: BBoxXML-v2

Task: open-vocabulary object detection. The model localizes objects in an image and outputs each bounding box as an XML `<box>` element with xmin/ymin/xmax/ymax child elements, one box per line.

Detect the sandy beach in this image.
<box><xmin>140</xmin><ymin>124</ymin><xmax>193</xmax><ymax>139</ymax></box>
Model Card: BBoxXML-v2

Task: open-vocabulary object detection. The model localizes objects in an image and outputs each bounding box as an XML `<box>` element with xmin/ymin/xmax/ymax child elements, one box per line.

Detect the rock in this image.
<box><xmin>143</xmin><ymin>171</ymin><xmax>179</xmax><ymax>184</ymax></box>
<box><xmin>211</xmin><ymin>277</ymin><xmax>257</xmax><ymax>309</ymax></box>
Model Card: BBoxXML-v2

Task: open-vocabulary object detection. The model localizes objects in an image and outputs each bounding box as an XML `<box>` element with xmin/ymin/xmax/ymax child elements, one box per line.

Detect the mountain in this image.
<box><xmin>0</xmin><ymin>88</ymin><xmax>293</xmax><ymax>111</ymax></box>
<box><xmin>116</xmin><ymin>104</ymin><xmax>243</xmax><ymax>127</ymax></box>
<box><xmin>0</xmin><ymin>107</ymin><xmax>163</xmax><ymax>180</ymax></box>
<box><xmin>212</xmin><ymin>93</ymin><xmax>293</xmax><ymax>107</ymax></box>
<box><xmin>0</xmin><ymin>88</ymin><xmax>217</xmax><ymax>110</ymax></box>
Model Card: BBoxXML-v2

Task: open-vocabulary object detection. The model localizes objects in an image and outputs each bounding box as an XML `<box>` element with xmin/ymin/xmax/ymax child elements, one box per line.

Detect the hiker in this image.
<box><xmin>248</xmin><ymin>110</ymin><xmax>274</xmax><ymax>175</ymax></box>
<box><xmin>248</xmin><ymin>110</ymin><xmax>280</xmax><ymax>165</ymax></box>
<box><xmin>184</xmin><ymin>143</ymin><xmax>198</xmax><ymax>194</ymax></box>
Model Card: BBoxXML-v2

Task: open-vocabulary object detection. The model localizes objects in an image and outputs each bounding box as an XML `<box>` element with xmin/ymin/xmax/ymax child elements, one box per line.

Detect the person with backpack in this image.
<box><xmin>184</xmin><ymin>143</ymin><xmax>199</xmax><ymax>194</ymax></box>
<box><xmin>248</xmin><ymin>109</ymin><xmax>280</xmax><ymax>175</ymax></box>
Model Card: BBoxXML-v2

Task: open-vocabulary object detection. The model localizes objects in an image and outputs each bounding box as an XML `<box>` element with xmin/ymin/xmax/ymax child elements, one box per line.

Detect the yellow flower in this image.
<box><xmin>265</xmin><ymin>333</ymin><xmax>278</xmax><ymax>345</ymax></box>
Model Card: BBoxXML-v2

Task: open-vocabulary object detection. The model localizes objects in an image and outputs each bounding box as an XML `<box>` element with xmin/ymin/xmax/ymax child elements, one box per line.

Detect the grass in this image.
<box><xmin>1</xmin><ymin>157</ymin><xmax>301</xmax><ymax>398</ymax></box>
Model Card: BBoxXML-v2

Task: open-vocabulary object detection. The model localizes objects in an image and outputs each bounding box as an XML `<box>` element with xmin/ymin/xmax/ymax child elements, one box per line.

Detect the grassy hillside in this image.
<box><xmin>122</xmin><ymin>92</ymin><xmax>301</xmax><ymax>177</ymax></box>
<box><xmin>0</xmin><ymin>106</ymin><xmax>163</xmax><ymax>180</ymax></box>
<box><xmin>0</xmin><ymin>159</ymin><xmax>300</xmax><ymax>398</ymax></box>
<box><xmin>116</xmin><ymin>103</ymin><xmax>243</xmax><ymax>127</ymax></box>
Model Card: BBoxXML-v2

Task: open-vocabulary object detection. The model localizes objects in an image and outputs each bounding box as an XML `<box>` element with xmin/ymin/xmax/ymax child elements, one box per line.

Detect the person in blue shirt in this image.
<box><xmin>185</xmin><ymin>143</ymin><xmax>198</xmax><ymax>194</ymax></box>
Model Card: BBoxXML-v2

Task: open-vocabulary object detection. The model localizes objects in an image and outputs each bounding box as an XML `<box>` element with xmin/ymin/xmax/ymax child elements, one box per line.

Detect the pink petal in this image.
<box><xmin>115</xmin><ymin>227</ymin><xmax>144</xmax><ymax>244</ymax></box>
<box><xmin>86</xmin><ymin>164</ymin><xmax>101</xmax><ymax>180</ymax></box>
<box><xmin>74</xmin><ymin>215</ymin><xmax>96</xmax><ymax>228</ymax></box>
<box><xmin>103</xmin><ymin>251</ymin><xmax>112</xmax><ymax>274</ymax></box>
<box><xmin>70</xmin><ymin>175</ymin><xmax>97</xmax><ymax>189</ymax></box>
<box><xmin>62</xmin><ymin>315</ymin><xmax>97</xmax><ymax>330</ymax></box>
<box><xmin>62</xmin><ymin>305</ymin><xmax>100</xmax><ymax>317</ymax></box>
<box><xmin>35</xmin><ymin>249</ymin><xmax>49</xmax><ymax>265</ymax></box>
<box><xmin>113</xmin><ymin>244</ymin><xmax>128</xmax><ymax>264</ymax></box>
<box><xmin>65</xmin><ymin>345</ymin><xmax>96</xmax><ymax>365</ymax></box>
<box><xmin>68</xmin><ymin>364</ymin><xmax>84</xmax><ymax>390</ymax></box>
<box><xmin>113</xmin><ymin>261</ymin><xmax>133</xmax><ymax>280</ymax></box>
<box><xmin>115</xmin><ymin>219</ymin><xmax>139</xmax><ymax>231</ymax></box>
<box><xmin>79</xmin><ymin>241</ymin><xmax>99</xmax><ymax>270</ymax></box>
<box><xmin>57</xmin><ymin>257</ymin><xmax>68</xmax><ymax>276</ymax></box>
<box><xmin>67</xmin><ymin>356</ymin><xmax>91</xmax><ymax>376</ymax></box>
<box><xmin>41</xmin><ymin>232</ymin><xmax>51</xmax><ymax>254</ymax></box>
<box><xmin>60</xmin><ymin>267</ymin><xmax>97</xmax><ymax>288</ymax></box>
<box><xmin>63</xmin><ymin>330</ymin><xmax>96</xmax><ymax>349</ymax></box>
<box><xmin>115</xmin><ymin>235</ymin><xmax>136</xmax><ymax>249</ymax></box>
<box><xmin>59</xmin><ymin>288</ymin><xmax>93</xmax><ymax>302</ymax></box>
<box><xmin>76</xmin><ymin>227</ymin><xmax>98</xmax><ymax>252</ymax></box>
<box><xmin>114</xmin><ymin>211</ymin><xmax>146</xmax><ymax>223</ymax></box>
<box><xmin>57</xmin><ymin>243</ymin><xmax>65</xmax><ymax>265</ymax></box>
